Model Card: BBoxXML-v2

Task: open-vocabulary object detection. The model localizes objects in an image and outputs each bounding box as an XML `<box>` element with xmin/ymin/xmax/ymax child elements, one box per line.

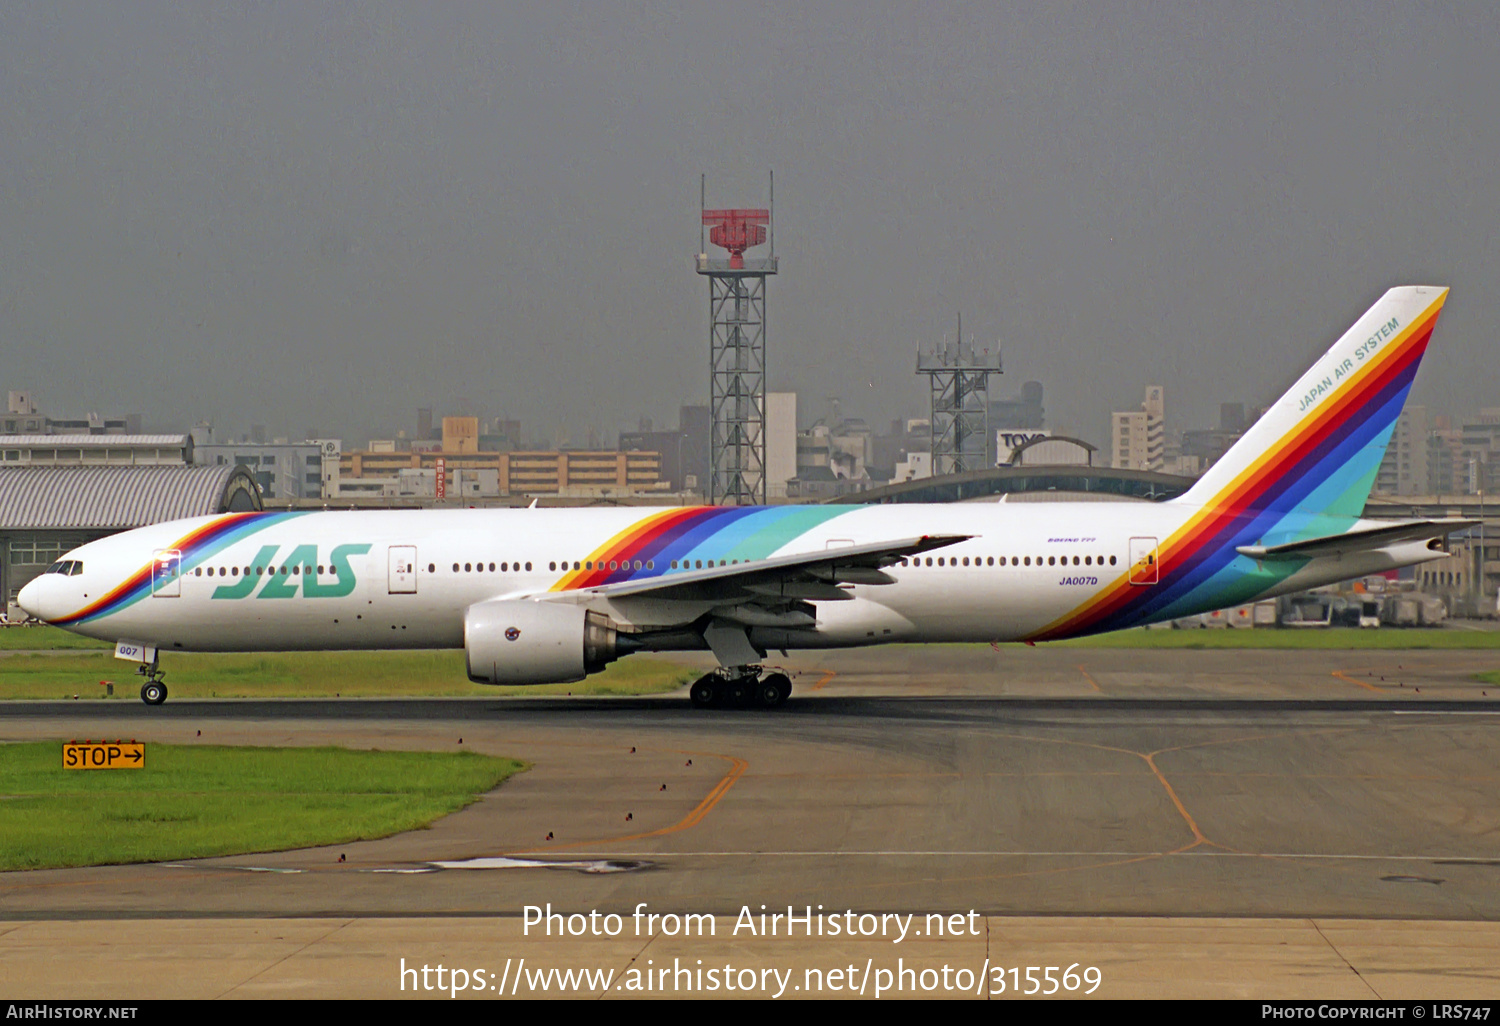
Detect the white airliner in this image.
<box><xmin>19</xmin><ymin>286</ymin><xmax>1471</xmax><ymax>708</ymax></box>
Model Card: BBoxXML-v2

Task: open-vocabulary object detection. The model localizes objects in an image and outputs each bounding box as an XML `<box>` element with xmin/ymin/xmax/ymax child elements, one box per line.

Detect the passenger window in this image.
<box><xmin>525</xmin><ymin>562</ymin><xmax>532</xmax><ymax>571</ymax></box>
<box><xmin>1024</xmin><ymin>557</ymin><xmax>1031</xmax><ymax>566</ymax></box>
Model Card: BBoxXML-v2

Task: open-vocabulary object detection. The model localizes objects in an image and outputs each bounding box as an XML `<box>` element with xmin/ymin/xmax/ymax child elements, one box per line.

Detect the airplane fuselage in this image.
<box><xmin>21</xmin><ymin>500</ymin><xmax>1435</xmax><ymax>657</ymax></box>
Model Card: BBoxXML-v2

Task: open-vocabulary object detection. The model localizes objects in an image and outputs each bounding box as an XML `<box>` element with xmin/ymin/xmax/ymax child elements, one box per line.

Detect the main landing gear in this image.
<box><xmin>688</xmin><ymin>667</ymin><xmax>792</xmax><ymax>710</ymax></box>
<box><xmin>136</xmin><ymin>656</ymin><xmax>167</xmax><ymax>705</ymax></box>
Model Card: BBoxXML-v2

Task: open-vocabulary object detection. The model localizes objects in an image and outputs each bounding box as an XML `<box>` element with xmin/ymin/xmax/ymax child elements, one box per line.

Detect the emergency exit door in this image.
<box><xmin>150</xmin><ymin>549</ymin><xmax>181</xmax><ymax>597</ymax></box>
<box><xmin>388</xmin><ymin>546</ymin><xmax>418</xmax><ymax>594</ymax></box>
<box><xmin>1128</xmin><ymin>537</ymin><xmax>1159</xmax><ymax>585</ymax></box>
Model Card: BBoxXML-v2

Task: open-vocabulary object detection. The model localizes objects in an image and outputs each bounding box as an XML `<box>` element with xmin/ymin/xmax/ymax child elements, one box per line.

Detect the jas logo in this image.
<box><xmin>211</xmin><ymin>544</ymin><xmax>371</xmax><ymax>600</ymax></box>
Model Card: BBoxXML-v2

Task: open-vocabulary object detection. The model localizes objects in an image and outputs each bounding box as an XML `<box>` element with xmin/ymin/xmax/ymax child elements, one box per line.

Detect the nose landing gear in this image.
<box><xmin>136</xmin><ymin>655</ymin><xmax>168</xmax><ymax>705</ymax></box>
<box><xmin>688</xmin><ymin>667</ymin><xmax>792</xmax><ymax>710</ymax></box>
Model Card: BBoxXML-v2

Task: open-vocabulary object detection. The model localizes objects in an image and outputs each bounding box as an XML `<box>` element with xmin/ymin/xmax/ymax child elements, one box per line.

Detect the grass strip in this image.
<box><xmin>0</xmin><ymin>741</ymin><xmax>523</xmax><ymax>870</ymax></box>
<box><xmin>0</xmin><ymin>626</ymin><xmax>110</xmax><ymax>650</ymax></box>
<box><xmin>0</xmin><ymin>650</ymin><xmax>695</xmax><ymax>700</ymax></box>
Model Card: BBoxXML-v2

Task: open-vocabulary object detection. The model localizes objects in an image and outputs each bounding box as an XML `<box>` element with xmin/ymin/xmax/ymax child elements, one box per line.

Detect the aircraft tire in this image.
<box><xmin>754</xmin><ymin>679</ymin><xmax>786</xmax><ymax>709</ymax></box>
<box><xmin>689</xmin><ymin>678</ymin><xmax>719</xmax><ymax>708</ymax></box>
<box><xmin>141</xmin><ymin>682</ymin><xmax>167</xmax><ymax>706</ymax></box>
<box><xmin>764</xmin><ymin>672</ymin><xmax>792</xmax><ymax>705</ymax></box>
<box><xmin>724</xmin><ymin>679</ymin><xmax>750</xmax><ymax>707</ymax></box>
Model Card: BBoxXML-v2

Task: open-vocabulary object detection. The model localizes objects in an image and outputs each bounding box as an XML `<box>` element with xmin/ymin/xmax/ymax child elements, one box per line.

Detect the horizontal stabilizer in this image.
<box><xmin>1235</xmin><ymin>519</ymin><xmax>1476</xmax><ymax>562</ymax></box>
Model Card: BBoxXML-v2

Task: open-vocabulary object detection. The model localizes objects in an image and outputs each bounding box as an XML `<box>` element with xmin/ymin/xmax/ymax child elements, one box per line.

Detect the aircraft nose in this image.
<box><xmin>17</xmin><ymin>577</ymin><xmax>46</xmax><ymax>621</ymax></box>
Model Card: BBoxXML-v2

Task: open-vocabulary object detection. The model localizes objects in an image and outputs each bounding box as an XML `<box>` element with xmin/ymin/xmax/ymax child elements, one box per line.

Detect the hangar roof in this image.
<box><xmin>831</xmin><ymin>464</ymin><xmax>1199</xmax><ymax>505</ymax></box>
<box><xmin>0</xmin><ymin>434</ymin><xmax>190</xmax><ymax>447</ymax></box>
<box><xmin>0</xmin><ymin>465</ymin><xmax>261</xmax><ymax>531</ymax></box>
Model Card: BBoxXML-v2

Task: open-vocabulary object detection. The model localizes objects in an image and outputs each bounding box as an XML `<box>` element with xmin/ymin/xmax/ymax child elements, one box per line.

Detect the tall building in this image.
<box><xmin>1427</xmin><ymin>419</ymin><xmax>1464</xmax><ymax>495</ymax></box>
<box><xmin>1112</xmin><ymin>386</ymin><xmax>1164</xmax><ymax>471</ymax></box>
<box><xmin>764</xmin><ymin>392</ymin><xmax>797</xmax><ymax>500</ymax></box>
<box><xmin>1374</xmin><ymin>405</ymin><xmax>1427</xmax><ymax>496</ymax></box>
<box><xmin>195</xmin><ymin>441</ymin><xmax>326</xmax><ymax>500</ymax></box>
<box><xmin>618</xmin><ymin>405</ymin><xmax>711</xmax><ymax>494</ymax></box>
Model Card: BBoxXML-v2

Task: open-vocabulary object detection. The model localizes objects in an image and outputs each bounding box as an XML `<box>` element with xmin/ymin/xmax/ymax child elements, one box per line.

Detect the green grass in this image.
<box><xmin>0</xmin><ymin>742</ymin><xmax>524</xmax><ymax>870</ymax></box>
<box><xmin>0</xmin><ymin>625</ymin><xmax>110</xmax><ymax>650</ymax></box>
<box><xmin>0</xmin><ymin>650</ymin><xmax>695</xmax><ymax>700</ymax></box>
<box><xmin>1022</xmin><ymin>626</ymin><xmax>1500</xmax><ymax>649</ymax></box>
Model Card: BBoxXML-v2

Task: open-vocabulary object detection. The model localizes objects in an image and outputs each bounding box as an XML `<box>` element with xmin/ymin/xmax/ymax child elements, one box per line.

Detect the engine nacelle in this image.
<box><xmin>464</xmin><ymin>599</ymin><xmax>622</xmax><ymax>685</ymax></box>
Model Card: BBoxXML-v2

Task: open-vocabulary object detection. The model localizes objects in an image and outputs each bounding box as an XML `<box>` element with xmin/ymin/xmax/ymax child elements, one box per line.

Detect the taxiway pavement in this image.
<box><xmin>3</xmin><ymin>645</ymin><xmax>1498</xmax><ymax>998</ymax></box>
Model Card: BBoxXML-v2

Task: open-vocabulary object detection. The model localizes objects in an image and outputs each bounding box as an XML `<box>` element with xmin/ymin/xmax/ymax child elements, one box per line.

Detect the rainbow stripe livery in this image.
<box><xmin>53</xmin><ymin>512</ymin><xmax>307</xmax><ymax>626</ymax></box>
<box><xmin>550</xmin><ymin>505</ymin><xmax>854</xmax><ymax>591</ymax></box>
<box><xmin>1032</xmin><ymin>286</ymin><xmax>1447</xmax><ymax>639</ymax></box>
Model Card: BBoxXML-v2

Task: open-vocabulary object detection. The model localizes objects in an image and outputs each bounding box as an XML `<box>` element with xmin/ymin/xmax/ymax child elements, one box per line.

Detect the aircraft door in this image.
<box><xmin>388</xmin><ymin>546</ymin><xmax>418</xmax><ymax>594</ymax></box>
<box><xmin>151</xmin><ymin>549</ymin><xmax>182</xmax><ymax>597</ymax></box>
<box><xmin>1128</xmin><ymin>537</ymin><xmax>1159</xmax><ymax>585</ymax></box>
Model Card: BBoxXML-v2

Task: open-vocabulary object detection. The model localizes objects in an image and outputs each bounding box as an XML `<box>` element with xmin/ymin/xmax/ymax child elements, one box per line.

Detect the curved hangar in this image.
<box><xmin>0</xmin><ymin>464</ymin><xmax>261</xmax><ymax>619</ymax></box>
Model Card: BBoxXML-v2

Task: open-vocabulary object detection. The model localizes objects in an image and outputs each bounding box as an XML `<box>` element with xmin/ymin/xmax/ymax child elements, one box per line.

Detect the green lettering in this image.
<box><xmin>212</xmin><ymin>546</ymin><xmax>278</xmax><ymax>599</ymax></box>
<box><xmin>303</xmin><ymin>543</ymin><xmax>371</xmax><ymax>598</ymax></box>
<box><xmin>256</xmin><ymin>544</ymin><xmax>320</xmax><ymax>599</ymax></box>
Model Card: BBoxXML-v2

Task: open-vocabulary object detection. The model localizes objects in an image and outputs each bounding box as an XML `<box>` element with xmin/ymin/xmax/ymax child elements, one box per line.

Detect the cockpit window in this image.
<box><xmin>46</xmin><ymin>562</ymin><xmax>63</xmax><ymax>574</ymax></box>
<box><xmin>67</xmin><ymin>562</ymin><xmax>83</xmax><ymax>576</ymax></box>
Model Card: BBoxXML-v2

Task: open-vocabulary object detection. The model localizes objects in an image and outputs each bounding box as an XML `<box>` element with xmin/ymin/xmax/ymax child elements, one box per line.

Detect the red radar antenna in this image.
<box><xmin>701</xmin><ymin>209</ymin><xmax>769</xmax><ymax>270</ymax></box>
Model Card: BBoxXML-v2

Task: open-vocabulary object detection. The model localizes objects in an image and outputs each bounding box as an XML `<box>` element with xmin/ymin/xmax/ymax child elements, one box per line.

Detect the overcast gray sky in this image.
<box><xmin>2</xmin><ymin>2</ymin><xmax>1496</xmax><ymax>448</ymax></box>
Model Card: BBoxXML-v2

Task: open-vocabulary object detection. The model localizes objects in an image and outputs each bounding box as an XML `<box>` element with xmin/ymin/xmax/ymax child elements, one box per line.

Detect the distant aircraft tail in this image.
<box><xmin>1176</xmin><ymin>285</ymin><xmax>1447</xmax><ymax>524</ymax></box>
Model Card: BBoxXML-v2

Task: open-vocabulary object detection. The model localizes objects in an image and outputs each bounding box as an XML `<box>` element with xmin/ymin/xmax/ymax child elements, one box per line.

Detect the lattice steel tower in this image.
<box><xmin>917</xmin><ymin>314</ymin><xmax>1003</xmax><ymax>476</ymax></box>
<box><xmin>697</xmin><ymin>175</ymin><xmax>777</xmax><ymax>505</ymax></box>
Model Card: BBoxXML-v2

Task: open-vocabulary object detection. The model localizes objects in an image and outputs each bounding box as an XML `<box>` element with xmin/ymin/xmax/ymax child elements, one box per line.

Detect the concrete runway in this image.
<box><xmin>3</xmin><ymin>645</ymin><xmax>1500</xmax><ymax>998</ymax></box>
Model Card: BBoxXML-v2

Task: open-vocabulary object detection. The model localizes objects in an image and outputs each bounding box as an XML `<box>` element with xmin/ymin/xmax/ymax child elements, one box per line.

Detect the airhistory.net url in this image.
<box><xmin>398</xmin><ymin>957</ymin><xmax>1103</xmax><ymax>998</ymax></box>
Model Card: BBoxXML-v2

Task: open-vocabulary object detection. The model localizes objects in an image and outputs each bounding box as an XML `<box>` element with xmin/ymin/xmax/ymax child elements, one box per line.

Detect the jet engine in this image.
<box><xmin>464</xmin><ymin>599</ymin><xmax>625</xmax><ymax>685</ymax></box>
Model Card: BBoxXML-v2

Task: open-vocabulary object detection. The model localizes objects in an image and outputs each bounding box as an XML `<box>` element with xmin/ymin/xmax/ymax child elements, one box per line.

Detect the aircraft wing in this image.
<box><xmin>1235</xmin><ymin>519</ymin><xmax>1477</xmax><ymax>562</ymax></box>
<box><xmin>542</xmin><ymin>534</ymin><xmax>970</xmax><ymax>604</ymax></box>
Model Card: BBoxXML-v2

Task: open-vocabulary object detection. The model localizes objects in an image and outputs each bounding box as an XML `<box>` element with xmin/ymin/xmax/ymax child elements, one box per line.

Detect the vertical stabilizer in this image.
<box><xmin>1177</xmin><ymin>286</ymin><xmax>1447</xmax><ymax>523</ymax></box>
